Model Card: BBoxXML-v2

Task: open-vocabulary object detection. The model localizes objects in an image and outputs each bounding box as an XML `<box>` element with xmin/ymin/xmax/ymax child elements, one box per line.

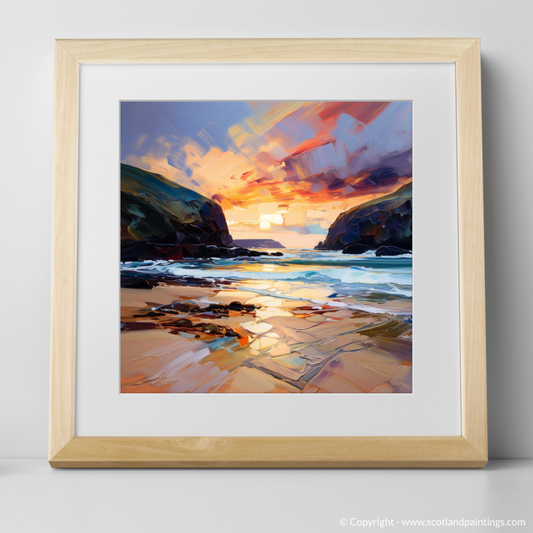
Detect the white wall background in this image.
<box><xmin>1</xmin><ymin>0</ymin><xmax>531</xmax><ymax>459</ymax></box>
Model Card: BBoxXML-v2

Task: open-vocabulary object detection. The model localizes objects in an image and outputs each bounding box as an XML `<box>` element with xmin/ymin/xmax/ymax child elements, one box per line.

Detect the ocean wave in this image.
<box><xmin>121</xmin><ymin>261</ymin><xmax>411</xmax><ymax>289</ymax></box>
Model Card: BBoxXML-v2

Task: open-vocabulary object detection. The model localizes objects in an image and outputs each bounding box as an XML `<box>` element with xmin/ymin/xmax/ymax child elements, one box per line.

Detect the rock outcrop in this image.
<box><xmin>316</xmin><ymin>182</ymin><xmax>412</xmax><ymax>253</ymax></box>
<box><xmin>375</xmin><ymin>245</ymin><xmax>409</xmax><ymax>257</ymax></box>
<box><xmin>121</xmin><ymin>164</ymin><xmax>276</xmax><ymax>261</ymax></box>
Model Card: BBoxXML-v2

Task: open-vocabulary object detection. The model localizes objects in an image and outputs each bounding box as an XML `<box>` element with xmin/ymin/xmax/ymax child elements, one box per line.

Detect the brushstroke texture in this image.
<box><xmin>316</xmin><ymin>182</ymin><xmax>412</xmax><ymax>253</ymax></box>
<box><xmin>120</xmin><ymin>101</ymin><xmax>413</xmax><ymax>394</ymax></box>
<box><xmin>121</xmin><ymin>101</ymin><xmax>412</xmax><ymax>249</ymax></box>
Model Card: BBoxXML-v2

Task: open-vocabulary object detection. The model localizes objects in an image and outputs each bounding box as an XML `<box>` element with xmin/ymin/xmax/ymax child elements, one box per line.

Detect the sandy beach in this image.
<box><xmin>121</xmin><ymin>266</ymin><xmax>412</xmax><ymax>393</ymax></box>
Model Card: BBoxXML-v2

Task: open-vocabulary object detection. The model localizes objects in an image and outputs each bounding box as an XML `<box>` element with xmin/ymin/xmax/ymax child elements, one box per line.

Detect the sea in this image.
<box><xmin>120</xmin><ymin>249</ymin><xmax>412</xmax><ymax>318</ymax></box>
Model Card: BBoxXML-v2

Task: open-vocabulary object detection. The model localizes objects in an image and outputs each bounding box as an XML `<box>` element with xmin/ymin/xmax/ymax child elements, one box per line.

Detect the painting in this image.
<box><xmin>120</xmin><ymin>101</ymin><xmax>412</xmax><ymax>393</ymax></box>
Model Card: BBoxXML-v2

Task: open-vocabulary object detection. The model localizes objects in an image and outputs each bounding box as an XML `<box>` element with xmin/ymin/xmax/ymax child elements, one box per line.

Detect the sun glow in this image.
<box><xmin>259</xmin><ymin>214</ymin><xmax>283</xmax><ymax>225</ymax></box>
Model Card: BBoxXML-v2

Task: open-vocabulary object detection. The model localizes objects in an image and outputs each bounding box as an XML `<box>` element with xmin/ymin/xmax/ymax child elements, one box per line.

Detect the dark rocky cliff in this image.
<box><xmin>121</xmin><ymin>164</ymin><xmax>277</xmax><ymax>261</ymax></box>
<box><xmin>316</xmin><ymin>182</ymin><xmax>412</xmax><ymax>254</ymax></box>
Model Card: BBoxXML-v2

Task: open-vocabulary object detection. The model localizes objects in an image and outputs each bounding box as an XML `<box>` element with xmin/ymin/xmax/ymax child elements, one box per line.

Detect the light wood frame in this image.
<box><xmin>50</xmin><ymin>38</ymin><xmax>486</xmax><ymax>468</ymax></box>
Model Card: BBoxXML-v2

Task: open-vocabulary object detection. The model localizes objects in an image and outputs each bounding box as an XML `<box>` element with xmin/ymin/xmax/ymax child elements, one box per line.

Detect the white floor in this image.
<box><xmin>1</xmin><ymin>460</ymin><xmax>531</xmax><ymax>532</ymax></box>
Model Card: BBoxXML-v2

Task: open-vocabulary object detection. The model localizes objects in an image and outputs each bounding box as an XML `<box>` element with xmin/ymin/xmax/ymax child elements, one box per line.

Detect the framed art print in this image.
<box><xmin>50</xmin><ymin>39</ymin><xmax>487</xmax><ymax>467</ymax></box>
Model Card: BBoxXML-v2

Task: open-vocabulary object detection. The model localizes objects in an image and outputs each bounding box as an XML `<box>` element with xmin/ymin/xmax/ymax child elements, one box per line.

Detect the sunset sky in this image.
<box><xmin>121</xmin><ymin>101</ymin><xmax>412</xmax><ymax>248</ymax></box>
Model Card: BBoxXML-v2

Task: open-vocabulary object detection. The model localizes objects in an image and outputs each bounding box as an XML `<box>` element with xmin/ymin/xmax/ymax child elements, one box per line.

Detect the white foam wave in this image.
<box><xmin>121</xmin><ymin>261</ymin><xmax>411</xmax><ymax>289</ymax></box>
